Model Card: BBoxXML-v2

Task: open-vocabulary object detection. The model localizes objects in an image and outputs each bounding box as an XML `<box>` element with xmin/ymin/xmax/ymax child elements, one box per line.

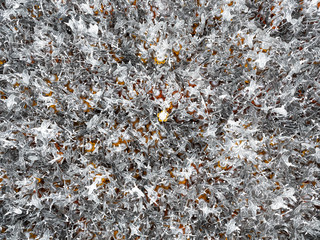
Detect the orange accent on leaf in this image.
<box><xmin>112</xmin><ymin>137</ymin><xmax>128</xmax><ymax>147</ymax></box>
<box><xmin>83</xmin><ymin>100</ymin><xmax>92</xmax><ymax>112</ymax></box>
<box><xmin>179</xmin><ymin>179</ymin><xmax>188</xmax><ymax>185</ymax></box>
<box><xmin>65</xmin><ymin>82</ymin><xmax>74</xmax><ymax>92</ymax></box>
<box><xmin>45</xmin><ymin>91</ymin><xmax>53</xmax><ymax>96</ymax></box>
<box><xmin>49</xmin><ymin>105</ymin><xmax>58</xmax><ymax>113</ymax></box>
<box><xmin>191</xmin><ymin>23</ymin><xmax>199</xmax><ymax>36</ymax></box>
<box><xmin>198</xmin><ymin>193</ymin><xmax>209</xmax><ymax>202</ymax></box>
<box><xmin>141</xmin><ymin>58</ymin><xmax>147</xmax><ymax>63</ymax></box>
<box><xmin>29</xmin><ymin>233</ymin><xmax>37</xmax><ymax>239</ymax></box>
<box><xmin>251</xmin><ymin>100</ymin><xmax>261</xmax><ymax>107</ymax></box>
<box><xmin>35</xmin><ymin>177</ymin><xmax>42</xmax><ymax>183</ymax></box>
<box><xmin>86</xmin><ymin>142</ymin><xmax>96</xmax><ymax>152</ymax></box>
<box><xmin>154</xmin><ymin>57</ymin><xmax>166</xmax><ymax>64</ymax></box>
<box><xmin>191</xmin><ymin>163</ymin><xmax>199</xmax><ymax>174</ymax></box>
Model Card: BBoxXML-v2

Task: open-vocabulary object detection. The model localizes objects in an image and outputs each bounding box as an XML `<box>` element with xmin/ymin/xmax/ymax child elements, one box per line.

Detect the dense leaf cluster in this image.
<box><xmin>0</xmin><ymin>0</ymin><xmax>319</xmax><ymax>239</ymax></box>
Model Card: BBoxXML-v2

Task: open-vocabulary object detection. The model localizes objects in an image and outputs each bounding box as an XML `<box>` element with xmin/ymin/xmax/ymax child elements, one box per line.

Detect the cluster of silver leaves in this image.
<box><xmin>0</xmin><ymin>0</ymin><xmax>320</xmax><ymax>239</ymax></box>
